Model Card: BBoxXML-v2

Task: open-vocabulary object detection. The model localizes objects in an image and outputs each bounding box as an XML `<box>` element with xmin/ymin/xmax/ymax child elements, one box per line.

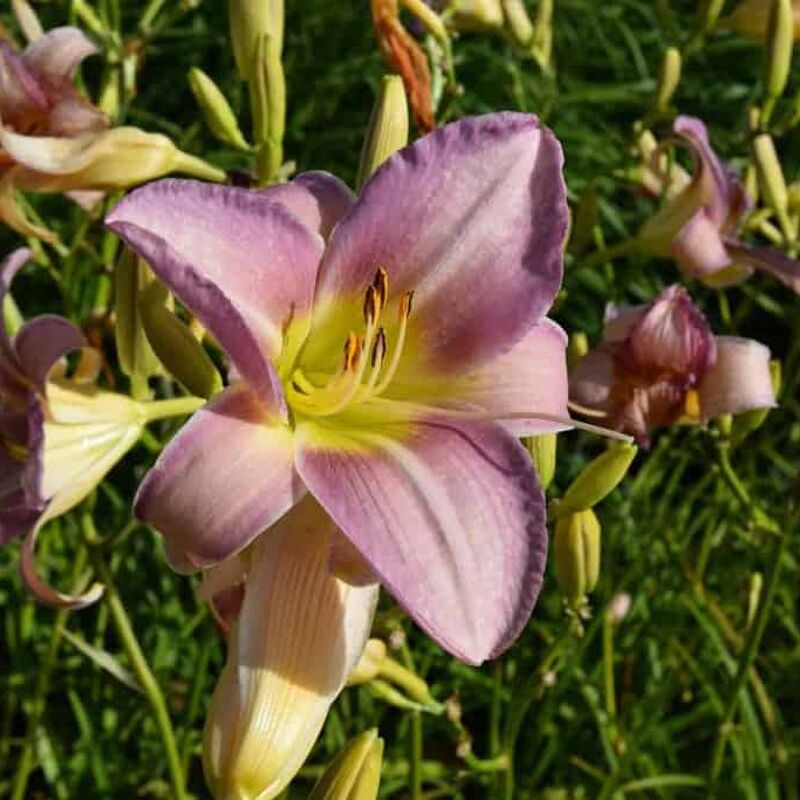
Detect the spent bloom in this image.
<box><xmin>0</xmin><ymin>248</ymin><xmax>146</xmax><ymax>607</ymax></box>
<box><xmin>636</xmin><ymin>116</ymin><xmax>800</xmax><ymax>293</ymax></box>
<box><xmin>570</xmin><ymin>285</ymin><xmax>775</xmax><ymax>445</ymax></box>
<box><xmin>0</xmin><ymin>12</ymin><xmax>223</xmax><ymax>241</ymax></box>
<box><xmin>108</xmin><ymin>113</ymin><xmax>569</xmax><ymax>796</ymax></box>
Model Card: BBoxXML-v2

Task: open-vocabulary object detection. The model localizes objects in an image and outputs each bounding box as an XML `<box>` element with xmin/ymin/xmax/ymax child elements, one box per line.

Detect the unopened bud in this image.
<box><xmin>250</xmin><ymin>32</ymin><xmax>286</xmax><ymax>185</ymax></box>
<box><xmin>753</xmin><ymin>133</ymin><xmax>789</xmax><ymax>216</ymax></box>
<box><xmin>138</xmin><ymin>283</ymin><xmax>223</xmax><ymax>399</ymax></box>
<box><xmin>347</xmin><ymin>640</ymin><xmax>387</xmax><ymax>685</ymax></box>
<box><xmin>554</xmin><ymin>442</ymin><xmax>637</xmax><ymax>518</ymax></box>
<box><xmin>501</xmin><ymin>0</ymin><xmax>534</xmax><ymax>46</ymax></box>
<box><xmin>357</xmin><ymin>76</ymin><xmax>409</xmax><ymax>191</ymax></box>
<box><xmin>789</xmin><ymin>181</ymin><xmax>800</xmax><ymax>213</ymax></box>
<box><xmin>654</xmin><ymin>47</ymin><xmax>682</xmax><ymax>113</ymax></box>
<box><xmin>115</xmin><ymin>249</ymin><xmax>162</xmax><ymax>394</ymax></box>
<box><xmin>746</xmin><ymin>572</ymin><xmax>763</xmax><ymax>629</ymax></box>
<box><xmin>527</xmin><ymin>433</ymin><xmax>557</xmax><ymax>491</ymax></box>
<box><xmin>308</xmin><ymin>729</ymin><xmax>383</xmax><ymax>800</ymax></box>
<box><xmin>12</xmin><ymin>0</ymin><xmax>43</xmax><ymax>42</ymax></box>
<box><xmin>228</xmin><ymin>0</ymin><xmax>284</xmax><ymax>79</ymax></box>
<box><xmin>451</xmin><ymin>0</ymin><xmax>504</xmax><ymax>30</ymax></box>
<box><xmin>188</xmin><ymin>68</ymin><xmax>250</xmax><ymax>151</ymax></box>
<box><xmin>567</xmin><ymin>332</ymin><xmax>589</xmax><ymax>370</ymax></box>
<box><xmin>554</xmin><ymin>509</ymin><xmax>601</xmax><ymax>608</ymax></box>
<box><xmin>763</xmin><ymin>0</ymin><xmax>794</xmax><ymax>107</ymax></box>
<box><xmin>731</xmin><ymin>359</ymin><xmax>781</xmax><ymax>443</ymax></box>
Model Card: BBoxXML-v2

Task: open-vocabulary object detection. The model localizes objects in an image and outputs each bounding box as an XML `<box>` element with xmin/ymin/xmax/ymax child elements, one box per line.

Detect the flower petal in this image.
<box><xmin>14</xmin><ymin>315</ymin><xmax>85</xmax><ymax>391</ymax></box>
<box><xmin>260</xmin><ymin>171</ymin><xmax>355</xmax><ymax>239</ymax></box>
<box><xmin>724</xmin><ymin>239</ymin><xmax>800</xmax><ymax>294</ymax></box>
<box><xmin>203</xmin><ymin>497</ymin><xmax>378</xmax><ymax>800</ymax></box>
<box><xmin>698</xmin><ymin>336</ymin><xmax>775</xmax><ymax>420</ymax></box>
<box><xmin>315</xmin><ymin>113</ymin><xmax>568</xmax><ymax>372</ymax></box>
<box><xmin>22</xmin><ymin>27</ymin><xmax>98</xmax><ymax>84</ymax></box>
<box><xmin>134</xmin><ymin>385</ymin><xmax>304</xmax><ymax>570</ymax></box>
<box><xmin>0</xmin><ymin>41</ymin><xmax>47</xmax><ymax>120</ymax></box>
<box><xmin>296</xmin><ymin>414</ymin><xmax>546</xmax><ymax>665</ymax></box>
<box><xmin>569</xmin><ymin>350</ymin><xmax>615</xmax><ymax>413</ymax></box>
<box><xmin>107</xmin><ymin>179</ymin><xmax>325</xmax><ymax>404</ymax></box>
<box><xmin>671</xmin><ymin>212</ymin><xmax>733</xmax><ymax>277</ymax></box>
<box><xmin>1</xmin><ymin>247</ymin><xmax>32</xmax><ymax>373</ymax></box>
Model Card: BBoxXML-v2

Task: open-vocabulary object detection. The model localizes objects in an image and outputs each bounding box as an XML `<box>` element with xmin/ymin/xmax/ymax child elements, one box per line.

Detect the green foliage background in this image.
<box><xmin>1</xmin><ymin>1</ymin><xmax>799</xmax><ymax>798</ymax></box>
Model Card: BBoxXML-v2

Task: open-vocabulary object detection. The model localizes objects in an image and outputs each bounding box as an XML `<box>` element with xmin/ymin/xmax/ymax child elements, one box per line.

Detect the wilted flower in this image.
<box><xmin>0</xmin><ymin>15</ymin><xmax>223</xmax><ymax>241</ymax></box>
<box><xmin>570</xmin><ymin>285</ymin><xmax>775</xmax><ymax>445</ymax></box>
<box><xmin>636</xmin><ymin>116</ymin><xmax>800</xmax><ymax>293</ymax></box>
<box><xmin>109</xmin><ymin>111</ymin><xmax>569</xmax><ymax>797</ymax></box>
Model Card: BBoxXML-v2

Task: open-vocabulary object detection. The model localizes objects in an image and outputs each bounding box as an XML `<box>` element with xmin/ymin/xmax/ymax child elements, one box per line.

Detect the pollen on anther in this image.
<box><xmin>343</xmin><ymin>332</ymin><xmax>362</xmax><ymax>372</ymax></box>
<box><xmin>371</xmin><ymin>328</ymin><xmax>387</xmax><ymax>367</ymax></box>
<box><xmin>373</xmin><ymin>266</ymin><xmax>389</xmax><ymax>310</ymax></box>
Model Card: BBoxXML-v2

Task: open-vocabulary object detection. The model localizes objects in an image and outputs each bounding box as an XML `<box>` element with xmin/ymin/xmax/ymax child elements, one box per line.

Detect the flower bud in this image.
<box><xmin>527</xmin><ymin>433</ymin><xmax>557</xmax><ymax>491</ymax></box>
<box><xmin>11</xmin><ymin>0</ymin><xmax>43</xmax><ymax>42</ymax></box>
<box><xmin>654</xmin><ymin>47</ymin><xmax>681</xmax><ymax>113</ymax></box>
<box><xmin>567</xmin><ymin>332</ymin><xmax>589</xmax><ymax>370</ymax></box>
<box><xmin>554</xmin><ymin>442</ymin><xmax>637</xmax><ymax>518</ymax></box>
<box><xmin>347</xmin><ymin>639</ymin><xmax>387</xmax><ymax>685</ymax></box>
<box><xmin>188</xmin><ymin>68</ymin><xmax>250</xmax><ymax>151</ymax></box>
<box><xmin>451</xmin><ymin>0</ymin><xmax>504</xmax><ymax>31</ymax></box>
<box><xmin>356</xmin><ymin>75</ymin><xmax>409</xmax><ymax>191</ymax></box>
<box><xmin>229</xmin><ymin>0</ymin><xmax>284</xmax><ymax>79</ymax></box>
<box><xmin>501</xmin><ymin>0</ymin><xmax>534</xmax><ymax>47</ymax></box>
<box><xmin>308</xmin><ymin>729</ymin><xmax>383</xmax><ymax>800</ymax></box>
<box><xmin>250</xmin><ymin>32</ymin><xmax>286</xmax><ymax>184</ymax></box>
<box><xmin>764</xmin><ymin>0</ymin><xmax>794</xmax><ymax>108</ymax></box>
<box><xmin>752</xmin><ymin>133</ymin><xmax>789</xmax><ymax>217</ymax></box>
<box><xmin>553</xmin><ymin>509</ymin><xmax>601</xmax><ymax>608</ymax></box>
<box><xmin>115</xmin><ymin>249</ymin><xmax>162</xmax><ymax>395</ymax></box>
<box><xmin>746</xmin><ymin>572</ymin><xmax>763</xmax><ymax>629</ymax></box>
<box><xmin>138</xmin><ymin>282</ymin><xmax>223</xmax><ymax>399</ymax></box>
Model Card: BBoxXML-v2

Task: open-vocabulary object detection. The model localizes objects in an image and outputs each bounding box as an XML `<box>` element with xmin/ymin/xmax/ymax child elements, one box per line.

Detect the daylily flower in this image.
<box><xmin>109</xmin><ymin>113</ymin><xmax>569</xmax><ymax>800</ymax></box>
<box><xmin>636</xmin><ymin>116</ymin><xmax>800</xmax><ymax>293</ymax></box>
<box><xmin>570</xmin><ymin>285</ymin><xmax>776</xmax><ymax>445</ymax></box>
<box><xmin>722</xmin><ymin>0</ymin><xmax>800</xmax><ymax>39</ymax></box>
<box><xmin>0</xmin><ymin>16</ymin><xmax>223</xmax><ymax>241</ymax></box>
<box><xmin>107</xmin><ymin>112</ymin><xmax>570</xmax><ymax>668</ymax></box>
<box><xmin>0</xmin><ymin>248</ymin><xmax>202</xmax><ymax>607</ymax></box>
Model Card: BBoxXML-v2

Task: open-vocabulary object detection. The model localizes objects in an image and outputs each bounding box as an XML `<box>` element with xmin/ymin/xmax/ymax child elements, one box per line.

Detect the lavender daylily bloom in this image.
<box><xmin>639</xmin><ymin>116</ymin><xmax>800</xmax><ymax>294</ymax></box>
<box><xmin>570</xmin><ymin>285</ymin><xmax>776</xmax><ymax>445</ymax></box>
<box><xmin>107</xmin><ymin>112</ymin><xmax>570</xmax><ymax>666</ymax></box>
<box><xmin>1</xmin><ymin>248</ymin><xmax>146</xmax><ymax>607</ymax></box>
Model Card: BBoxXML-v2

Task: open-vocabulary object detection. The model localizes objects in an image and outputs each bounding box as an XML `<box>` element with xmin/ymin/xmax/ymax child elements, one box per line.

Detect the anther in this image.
<box><xmin>363</xmin><ymin>285</ymin><xmax>382</xmax><ymax>326</ymax></box>
<box><xmin>371</xmin><ymin>328</ymin><xmax>387</xmax><ymax>367</ymax></box>
<box><xmin>399</xmin><ymin>290</ymin><xmax>414</xmax><ymax>321</ymax></box>
<box><xmin>343</xmin><ymin>332</ymin><xmax>362</xmax><ymax>372</ymax></box>
<box><xmin>373</xmin><ymin>267</ymin><xmax>389</xmax><ymax>310</ymax></box>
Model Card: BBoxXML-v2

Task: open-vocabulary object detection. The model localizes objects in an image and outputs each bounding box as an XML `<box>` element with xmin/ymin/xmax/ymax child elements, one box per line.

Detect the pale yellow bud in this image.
<box><xmin>554</xmin><ymin>442</ymin><xmax>637</xmax><ymax>518</ymax></box>
<box><xmin>501</xmin><ymin>0</ymin><xmax>534</xmax><ymax>46</ymax></box>
<box><xmin>527</xmin><ymin>433</ymin><xmax>557</xmax><ymax>492</ymax></box>
<box><xmin>357</xmin><ymin>75</ymin><xmax>409</xmax><ymax>191</ymax></box>
<box><xmin>229</xmin><ymin>0</ymin><xmax>284</xmax><ymax>79</ymax></box>
<box><xmin>654</xmin><ymin>47</ymin><xmax>682</xmax><ymax>113</ymax></box>
<box><xmin>189</xmin><ymin>68</ymin><xmax>250</xmax><ymax>151</ymax></box>
<box><xmin>347</xmin><ymin>640</ymin><xmax>388</xmax><ymax>685</ymax></box>
<box><xmin>763</xmin><ymin>0</ymin><xmax>794</xmax><ymax>110</ymax></box>
<box><xmin>308</xmin><ymin>730</ymin><xmax>383</xmax><ymax>800</ymax></box>
<box><xmin>451</xmin><ymin>0</ymin><xmax>504</xmax><ymax>30</ymax></box>
<box><xmin>553</xmin><ymin>509</ymin><xmax>601</xmax><ymax>608</ymax></box>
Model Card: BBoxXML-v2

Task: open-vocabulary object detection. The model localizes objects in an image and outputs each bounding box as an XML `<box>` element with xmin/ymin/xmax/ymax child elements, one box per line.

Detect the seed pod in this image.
<box><xmin>554</xmin><ymin>509</ymin><xmax>601</xmax><ymax>608</ymax></box>
<box><xmin>554</xmin><ymin>442</ymin><xmax>637</xmax><ymax>518</ymax></box>
<box><xmin>138</xmin><ymin>283</ymin><xmax>223</xmax><ymax>399</ymax></box>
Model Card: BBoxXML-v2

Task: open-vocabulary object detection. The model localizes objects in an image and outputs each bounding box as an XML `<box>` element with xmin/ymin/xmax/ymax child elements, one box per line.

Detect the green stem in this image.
<box><xmin>10</xmin><ymin>549</ymin><xmax>89</xmax><ymax>800</ymax></box>
<box><xmin>707</xmin><ymin>513</ymin><xmax>790</xmax><ymax>793</ymax></box>
<box><xmin>139</xmin><ymin>395</ymin><xmax>205</xmax><ymax>423</ymax></box>
<box><xmin>409</xmin><ymin>710</ymin><xmax>423</xmax><ymax>800</ymax></box>
<box><xmin>579</xmin><ymin>239</ymin><xmax>639</xmax><ymax>269</ymax></box>
<box><xmin>86</xmin><ymin>529</ymin><xmax>187</xmax><ymax>800</ymax></box>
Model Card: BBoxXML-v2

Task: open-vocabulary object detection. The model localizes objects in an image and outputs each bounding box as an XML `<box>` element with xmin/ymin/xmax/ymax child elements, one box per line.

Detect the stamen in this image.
<box><xmin>568</xmin><ymin>400</ymin><xmax>609</xmax><ymax>419</ymax></box>
<box><xmin>343</xmin><ymin>332</ymin><xmax>362</xmax><ymax>372</ymax></box>
<box><xmin>363</xmin><ymin>285</ymin><xmax>381</xmax><ymax>326</ymax></box>
<box><xmin>371</xmin><ymin>290</ymin><xmax>413</xmax><ymax>397</ymax></box>
<box><xmin>358</xmin><ymin>328</ymin><xmax>387</xmax><ymax>399</ymax></box>
<box><xmin>373</xmin><ymin>267</ymin><xmax>389</xmax><ymax>310</ymax></box>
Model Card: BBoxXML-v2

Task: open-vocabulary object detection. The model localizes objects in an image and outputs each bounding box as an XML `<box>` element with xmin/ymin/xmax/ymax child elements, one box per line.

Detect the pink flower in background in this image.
<box><xmin>570</xmin><ymin>285</ymin><xmax>775</xmax><ymax>445</ymax></box>
<box><xmin>638</xmin><ymin>116</ymin><xmax>800</xmax><ymax>293</ymax></box>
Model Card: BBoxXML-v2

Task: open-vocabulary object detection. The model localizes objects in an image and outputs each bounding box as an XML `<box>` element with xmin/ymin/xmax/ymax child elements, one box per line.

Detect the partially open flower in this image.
<box><xmin>570</xmin><ymin>285</ymin><xmax>775</xmax><ymax>445</ymax></box>
<box><xmin>636</xmin><ymin>117</ymin><xmax>800</xmax><ymax>294</ymax></box>
<box><xmin>0</xmin><ymin>15</ymin><xmax>223</xmax><ymax>241</ymax></box>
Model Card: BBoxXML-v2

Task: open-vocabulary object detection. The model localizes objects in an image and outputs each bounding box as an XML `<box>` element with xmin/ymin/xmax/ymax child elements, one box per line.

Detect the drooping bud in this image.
<box><xmin>138</xmin><ymin>282</ymin><xmax>223</xmax><ymax>399</ymax></box>
<box><xmin>554</xmin><ymin>442</ymin><xmax>637</xmax><ymax>518</ymax></box>
<box><xmin>228</xmin><ymin>0</ymin><xmax>284</xmax><ymax>79</ymax></box>
<box><xmin>553</xmin><ymin>509</ymin><xmax>601</xmax><ymax>609</ymax></box>
<box><xmin>308</xmin><ymin>729</ymin><xmax>384</xmax><ymax>800</ymax></box>
<box><xmin>763</xmin><ymin>0</ymin><xmax>795</xmax><ymax>119</ymax></box>
<box><xmin>357</xmin><ymin>76</ymin><xmax>409</xmax><ymax>191</ymax></box>
<box><xmin>527</xmin><ymin>433</ymin><xmax>557</xmax><ymax>491</ymax></box>
<box><xmin>115</xmin><ymin>249</ymin><xmax>162</xmax><ymax>397</ymax></box>
<box><xmin>188</xmin><ymin>68</ymin><xmax>251</xmax><ymax>151</ymax></box>
<box><xmin>653</xmin><ymin>47</ymin><xmax>682</xmax><ymax>114</ymax></box>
